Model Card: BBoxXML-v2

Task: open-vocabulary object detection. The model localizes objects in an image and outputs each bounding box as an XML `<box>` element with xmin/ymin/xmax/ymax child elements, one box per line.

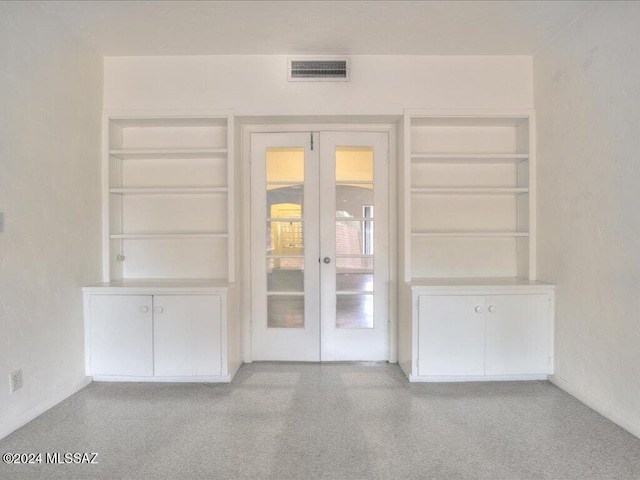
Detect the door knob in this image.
<box><xmin>154</xmin><ymin>306</ymin><xmax>164</xmax><ymax>314</ymax></box>
<box><xmin>488</xmin><ymin>305</ymin><xmax>497</xmax><ymax>313</ymax></box>
<box><xmin>323</xmin><ymin>257</ymin><xmax>331</xmax><ymax>264</ymax></box>
<box><xmin>140</xmin><ymin>306</ymin><xmax>149</xmax><ymax>314</ymax></box>
<box><xmin>475</xmin><ymin>306</ymin><xmax>484</xmax><ymax>313</ymax></box>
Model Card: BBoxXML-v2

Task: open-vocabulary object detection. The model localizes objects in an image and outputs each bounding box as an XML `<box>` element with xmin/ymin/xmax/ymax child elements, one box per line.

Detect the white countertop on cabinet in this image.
<box><xmin>83</xmin><ymin>279</ymin><xmax>233</xmax><ymax>294</ymax></box>
<box><xmin>408</xmin><ymin>277</ymin><xmax>555</xmax><ymax>293</ymax></box>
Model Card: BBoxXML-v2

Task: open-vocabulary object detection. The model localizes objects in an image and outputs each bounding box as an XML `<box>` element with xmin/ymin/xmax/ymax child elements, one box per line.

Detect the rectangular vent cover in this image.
<box><xmin>288</xmin><ymin>58</ymin><xmax>350</xmax><ymax>82</ymax></box>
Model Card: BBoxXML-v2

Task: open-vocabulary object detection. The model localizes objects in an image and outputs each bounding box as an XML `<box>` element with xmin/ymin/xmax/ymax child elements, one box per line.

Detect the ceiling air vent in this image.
<box><xmin>288</xmin><ymin>57</ymin><xmax>350</xmax><ymax>82</ymax></box>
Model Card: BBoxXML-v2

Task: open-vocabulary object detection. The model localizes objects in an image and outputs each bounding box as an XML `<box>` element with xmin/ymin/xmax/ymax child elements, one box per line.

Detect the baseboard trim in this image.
<box><xmin>549</xmin><ymin>374</ymin><xmax>640</xmax><ymax>439</ymax></box>
<box><xmin>0</xmin><ymin>376</ymin><xmax>92</xmax><ymax>441</ymax></box>
<box><xmin>92</xmin><ymin>374</ymin><xmax>231</xmax><ymax>383</ymax></box>
<box><xmin>408</xmin><ymin>374</ymin><xmax>548</xmax><ymax>383</ymax></box>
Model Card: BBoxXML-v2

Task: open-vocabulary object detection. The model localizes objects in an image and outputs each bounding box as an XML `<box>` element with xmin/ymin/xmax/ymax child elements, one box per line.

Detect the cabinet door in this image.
<box><xmin>418</xmin><ymin>295</ymin><xmax>485</xmax><ymax>376</ymax></box>
<box><xmin>485</xmin><ymin>295</ymin><xmax>550</xmax><ymax>375</ymax></box>
<box><xmin>153</xmin><ymin>295</ymin><xmax>222</xmax><ymax>376</ymax></box>
<box><xmin>89</xmin><ymin>295</ymin><xmax>153</xmax><ymax>376</ymax></box>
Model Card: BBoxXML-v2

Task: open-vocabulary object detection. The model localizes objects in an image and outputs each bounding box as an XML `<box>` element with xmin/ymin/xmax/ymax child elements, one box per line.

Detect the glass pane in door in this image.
<box><xmin>336</xmin><ymin>295</ymin><xmax>374</xmax><ymax>328</ymax></box>
<box><xmin>267</xmin><ymin>258</ymin><xmax>304</xmax><ymax>292</ymax></box>
<box><xmin>266</xmin><ymin>147</ymin><xmax>305</xmax><ymax>328</ymax></box>
<box><xmin>267</xmin><ymin>221</ymin><xmax>303</xmax><ymax>256</ymax></box>
<box><xmin>336</xmin><ymin>184</ymin><xmax>373</xmax><ymax>219</ymax></box>
<box><xmin>335</xmin><ymin>147</ymin><xmax>373</xmax><ymax>182</ymax></box>
<box><xmin>335</xmin><ymin>147</ymin><xmax>374</xmax><ymax>329</ymax></box>
<box><xmin>266</xmin><ymin>148</ymin><xmax>304</xmax><ymax>182</ymax></box>
<box><xmin>267</xmin><ymin>184</ymin><xmax>303</xmax><ymax>219</ymax></box>
<box><xmin>268</xmin><ymin>296</ymin><xmax>304</xmax><ymax>328</ymax></box>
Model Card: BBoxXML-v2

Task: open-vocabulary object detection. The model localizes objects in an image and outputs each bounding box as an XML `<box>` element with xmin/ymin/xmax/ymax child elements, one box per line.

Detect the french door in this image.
<box><xmin>251</xmin><ymin>131</ymin><xmax>389</xmax><ymax>361</ymax></box>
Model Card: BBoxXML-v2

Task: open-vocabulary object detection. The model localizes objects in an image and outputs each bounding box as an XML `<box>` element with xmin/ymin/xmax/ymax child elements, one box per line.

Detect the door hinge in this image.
<box><xmin>310</xmin><ymin>132</ymin><xmax>314</xmax><ymax>151</ymax></box>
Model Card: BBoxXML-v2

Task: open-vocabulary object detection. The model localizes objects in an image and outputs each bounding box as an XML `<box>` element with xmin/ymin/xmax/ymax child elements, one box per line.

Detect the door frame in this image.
<box><xmin>241</xmin><ymin>121</ymin><xmax>398</xmax><ymax>363</ymax></box>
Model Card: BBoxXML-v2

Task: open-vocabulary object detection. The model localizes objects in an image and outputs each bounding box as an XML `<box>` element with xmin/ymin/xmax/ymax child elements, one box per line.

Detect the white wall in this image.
<box><xmin>534</xmin><ymin>1</ymin><xmax>640</xmax><ymax>437</ymax></box>
<box><xmin>0</xmin><ymin>2</ymin><xmax>102</xmax><ymax>438</ymax></box>
<box><xmin>104</xmin><ymin>55</ymin><xmax>533</xmax><ymax>113</ymax></box>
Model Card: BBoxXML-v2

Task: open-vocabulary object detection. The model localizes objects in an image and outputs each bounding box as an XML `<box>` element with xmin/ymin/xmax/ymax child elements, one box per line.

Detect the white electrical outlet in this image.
<box><xmin>9</xmin><ymin>369</ymin><xmax>23</xmax><ymax>393</ymax></box>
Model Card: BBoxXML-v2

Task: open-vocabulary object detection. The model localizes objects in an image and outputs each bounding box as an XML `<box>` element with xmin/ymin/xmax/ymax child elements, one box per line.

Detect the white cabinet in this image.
<box><xmin>484</xmin><ymin>294</ymin><xmax>550</xmax><ymax>375</ymax></box>
<box><xmin>418</xmin><ymin>295</ymin><xmax>485</xmax><ymax>376</ymax></box>
<box><xmin>89</xmin><ymin>295</ymin><xmax>153</xmax><ymax>376</ymax></box>
<box><xmin>83</xmin><ymin>280</ymin><xmax>241</xmax><ymax>382</ymax></box>
<box><xmin>400</xmin><ymin>279</ymin><xmax>555</xmax><ymax>382</ymax></box>
<box><xmin>418</xmin><ymin>293</ymin><xmax>551</xmax><ymax>378</ymax></box>
<box><xmin>153</xmin><ymin>295</ymin><xmax>221</xmax><ymax>376</ymax></box>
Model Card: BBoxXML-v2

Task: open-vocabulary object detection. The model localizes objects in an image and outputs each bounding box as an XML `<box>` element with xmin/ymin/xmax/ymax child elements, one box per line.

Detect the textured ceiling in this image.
<box><xmin>39</xmin><ymin>1</ymin><xmax>594</xmax><ymax>56</ymax></box>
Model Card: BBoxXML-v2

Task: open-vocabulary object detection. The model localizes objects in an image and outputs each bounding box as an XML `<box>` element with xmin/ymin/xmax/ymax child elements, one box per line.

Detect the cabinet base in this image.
<box><xmin>407</xmin><ymin>374</ymin><xmax>549</xmax><ymax>383</ymax></box>
<box><xmin>91</xmin><ymin>375</ymin><xmax>232</xmax><ymax>383</ymax></box>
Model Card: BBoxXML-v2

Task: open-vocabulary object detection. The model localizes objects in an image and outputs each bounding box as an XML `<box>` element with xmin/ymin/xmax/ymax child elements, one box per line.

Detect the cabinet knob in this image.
<box><xmin>154</xmin><ymin>306</ymin><xmax>164</xmax><ymax>314</ymax></box>
<box><xmin>139</xmin><ymin>306</ymin><xmax>149</xmax><ymax>314</ymax></box>
<box><xmin>475</xmin><ymin>306</ymin><xmax>484</xmax><ymax>314</ymax></box>
<box><xmin>488</xmin><ymin>305</ymin><xmax>497</xmax><ymax>313</ymax></box>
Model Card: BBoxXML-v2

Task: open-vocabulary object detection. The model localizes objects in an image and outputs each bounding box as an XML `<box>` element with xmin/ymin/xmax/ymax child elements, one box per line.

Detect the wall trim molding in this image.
<box><xmin>0</xmin><ymin>376</ymin><xmax>92</xmax><ymax>441</ymax></box>
<box><xmin>91</xmin><ymin>375</ymin><xmax>231</xmax><ymax>383</ymax></box>
<box><xmin>409</xmin><ymin>374</ymin><xmax>548</xmax><ymax>383</ymax></box>
<box><xmin>549</xmin><ymin>374</ymin><xmax>640</xmax><ymax>440</ymax></box>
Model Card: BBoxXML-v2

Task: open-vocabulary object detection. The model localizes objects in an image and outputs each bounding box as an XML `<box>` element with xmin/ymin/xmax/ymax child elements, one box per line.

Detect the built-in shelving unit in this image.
<box><xmin>84</xmin><ymin>111</ymin><xmax>240</xmax><ymax>384</ymax></box>
<box><xmin>398</xmin><ymin>110</ymin><xmax>553</xmax><ymax>383</ymax></box>
<box><xmin>401</xmin><ymin>110</ymin><xmax>536</xmax><ymax>281</ymax></box>
<box><xmin>102</xmin><ymin>110</ymin><xmax>235</xmax><ymax>282</ymax></box>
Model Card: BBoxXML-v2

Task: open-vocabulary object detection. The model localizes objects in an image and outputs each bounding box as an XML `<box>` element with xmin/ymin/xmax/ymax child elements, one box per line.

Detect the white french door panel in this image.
<box><xmin>250</xmin><ymin>133</ymin><xmax>320</xmax><ymax>361</ymax></box>
<box><xmin>250</xmin><ymin>130</ymin><xmax>389</xmax><ymax>361</ymax></box>
<box><xmin>320</xmin><ymin>132</ymin><xmax>389</xmax><ymax>361</ymax></box>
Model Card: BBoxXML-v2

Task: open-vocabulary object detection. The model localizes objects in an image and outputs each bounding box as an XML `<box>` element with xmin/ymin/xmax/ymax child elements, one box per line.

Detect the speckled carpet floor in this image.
<box><xmin>1</xmin><ymin>362</ymin><xmax>640</xmax><ymax>479</ymax></box>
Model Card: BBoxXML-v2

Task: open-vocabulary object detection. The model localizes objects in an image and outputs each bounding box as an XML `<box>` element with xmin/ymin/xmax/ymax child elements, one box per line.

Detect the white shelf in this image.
<box><xmin>109</xmin><ymin>149</ymin><xmax>228</xmax><ymax>160</ymax></box>
<box><xmin>411</xmin><ymin>232</ymin><xmax>529</xmax><ymax>238</ymax></box>
<box><xmin>110</xmin><ymin>233</ymin><xmax>228</xmax><ymax>240</ymax></box>
<box><xmin>404</xmin><ymin>111</ymin><xmax>535</xmax><ymax>282</ymax></box>
<box><xmin>109</xmin><ymin>187</ymin><xmax>228</xmax><ymax>194</ymax></box>
<box><xmin>103</xmin><ymin>111</ymin><xmax>235</xmax><ymax>283</ymax></box>
<box><xmin>411</xmin><ymin>187</ymin><xmax>529</xmax><ymax>195</ymax></box>
<box><xmin>411</xmin><ymin>153</ymin><xmax>528</xmax><ymax>163</ymax></box>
